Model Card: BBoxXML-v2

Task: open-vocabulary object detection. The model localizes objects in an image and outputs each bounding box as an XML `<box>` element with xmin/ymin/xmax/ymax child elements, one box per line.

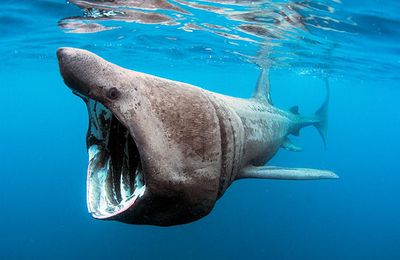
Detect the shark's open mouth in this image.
<box><xmin>85</xmin><ymin>99</ymin><xmax>145</xmax><ymax>219</ymax></box>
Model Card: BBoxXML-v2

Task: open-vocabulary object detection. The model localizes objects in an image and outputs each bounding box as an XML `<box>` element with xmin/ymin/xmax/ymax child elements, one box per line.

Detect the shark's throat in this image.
<box><xmin>85</xmin><ymin>99</ymin><xmax>145</xmax><ymax>219</ymax></box>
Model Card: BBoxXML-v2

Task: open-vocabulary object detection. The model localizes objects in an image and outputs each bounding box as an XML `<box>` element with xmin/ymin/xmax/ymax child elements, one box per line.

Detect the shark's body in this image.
<box><xmin>57</xmin><ymin>47</ymin><xmax>337</xmax><ymax>226</ymax></box>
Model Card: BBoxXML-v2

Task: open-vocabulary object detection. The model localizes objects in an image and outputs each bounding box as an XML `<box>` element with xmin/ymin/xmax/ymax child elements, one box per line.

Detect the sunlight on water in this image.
<box><xmin>1</xmin><ymin>0</ymin><xmax>399</xmax><ymax>80</ymax></box>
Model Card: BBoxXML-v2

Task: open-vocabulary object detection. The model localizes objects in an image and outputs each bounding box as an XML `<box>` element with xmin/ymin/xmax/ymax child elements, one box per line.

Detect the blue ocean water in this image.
<box><xmin>1</xmin><ymin>0</ymin><xmax>399</xmax><ymax>259</ymax></box>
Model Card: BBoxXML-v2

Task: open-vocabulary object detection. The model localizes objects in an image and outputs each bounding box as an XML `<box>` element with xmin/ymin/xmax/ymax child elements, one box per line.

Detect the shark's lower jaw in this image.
<box><xmin>84</xmin><ymin>99</ymin><xmax>146</xmax><ymax>219</ymax></box>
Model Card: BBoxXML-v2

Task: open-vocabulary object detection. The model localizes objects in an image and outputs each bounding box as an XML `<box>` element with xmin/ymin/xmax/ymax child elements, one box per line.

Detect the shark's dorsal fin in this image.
<box><xmin>253</xmin><ymin>67</ymin><xmax>272</xmax><ymax>105</ymax></box>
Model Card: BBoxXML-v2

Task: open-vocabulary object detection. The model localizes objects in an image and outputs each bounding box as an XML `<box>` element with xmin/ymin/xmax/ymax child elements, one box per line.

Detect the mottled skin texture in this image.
<box><xmin>57</xmin><ymin>47</ymin><xmax>328</xmax><ymax>226</ymax></box>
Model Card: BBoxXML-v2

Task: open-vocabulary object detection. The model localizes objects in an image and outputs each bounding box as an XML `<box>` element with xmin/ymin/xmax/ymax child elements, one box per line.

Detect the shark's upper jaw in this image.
<box><xmin>84</xmin><ymin>98</ymin><xmax>146</xmax><ymax>219</ymax></box>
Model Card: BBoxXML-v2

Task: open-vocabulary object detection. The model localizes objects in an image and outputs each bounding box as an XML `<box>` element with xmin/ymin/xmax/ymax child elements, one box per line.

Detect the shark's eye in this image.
<box><xmin>107</xmin><ymin>87</ymin><xmax>120</xmax><ymax>100</ymax></box>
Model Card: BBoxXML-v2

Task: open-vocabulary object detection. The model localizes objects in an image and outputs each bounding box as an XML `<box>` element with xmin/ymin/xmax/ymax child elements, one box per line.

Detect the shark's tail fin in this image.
<box><xmin>313</xmin><ymin>78</ymin><xmax>330</xmax><ymax>150</ymax></box>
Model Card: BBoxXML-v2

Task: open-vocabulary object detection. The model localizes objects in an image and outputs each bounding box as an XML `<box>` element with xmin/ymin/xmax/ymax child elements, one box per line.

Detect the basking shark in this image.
<box><xmin>57</xmin><ymin>47</ymin><xmax>337</xmax><ymax>226</ymax></box>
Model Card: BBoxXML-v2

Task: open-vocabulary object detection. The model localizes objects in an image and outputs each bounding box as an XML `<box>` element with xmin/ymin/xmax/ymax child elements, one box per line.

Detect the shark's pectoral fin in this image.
<box><xmin>281</xmin><ymin>137</ymin><xmax>302</xmax><ymax>152</ymax></box>
<box><xmin>236</xmin><ymin>166</ymin><xmax>338</xmax><ymax>180</ymax></box>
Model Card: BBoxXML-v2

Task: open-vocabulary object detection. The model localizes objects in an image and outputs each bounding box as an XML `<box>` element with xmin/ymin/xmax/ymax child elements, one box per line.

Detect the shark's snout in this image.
<box><xmin>58</xmin><ymin>47</ymin><xmax>127</xmax><ymax>105</ymax></box>
<box><xmin>56</xmin><ymin>47</ymin><xmax>71</xmax><ymax>60</ymax></box>
<box><xmin>56</xmin><ymin>47</ymin><xmax>74</xmax><ymax>61</ymax></box>
<box><xmin>57</xmin><ymin>47</ymin><xmax>111</xmax><ymax>99</ymax></box>
<box><xmin>57</xmin><ymin>47</ymin><xmax>81</xmax><ymax>76</ymax></box>
<box><xmin>57</xmin><ymin>47</ymin><xmax>90</xmax><ymax>96</ymax></box>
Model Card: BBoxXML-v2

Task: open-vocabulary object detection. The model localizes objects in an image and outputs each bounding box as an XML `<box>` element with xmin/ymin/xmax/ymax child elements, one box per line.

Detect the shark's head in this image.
<box><xmin>57</xmin><ymin>48</ymin><xmax>222</xmax><ymax>226</ymax></box>
<box><xmin>57</xmin><ymin>48</ymin><xmax>119</xmax><ymax>103</ymax></box>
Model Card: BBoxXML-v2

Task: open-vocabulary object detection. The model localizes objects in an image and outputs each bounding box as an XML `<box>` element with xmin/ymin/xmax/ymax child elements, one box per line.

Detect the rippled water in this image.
<box><xmin>1</xmin><ymin>0</ymin><xmax>399</xmax><ymax>81</ymax></box>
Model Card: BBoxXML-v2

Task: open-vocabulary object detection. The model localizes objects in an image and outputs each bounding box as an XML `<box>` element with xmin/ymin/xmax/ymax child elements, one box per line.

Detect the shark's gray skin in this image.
<box><xmin>57</xmin><ymin>47</ymin><xmax>337</xmax><ymax>226</ymax></box>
